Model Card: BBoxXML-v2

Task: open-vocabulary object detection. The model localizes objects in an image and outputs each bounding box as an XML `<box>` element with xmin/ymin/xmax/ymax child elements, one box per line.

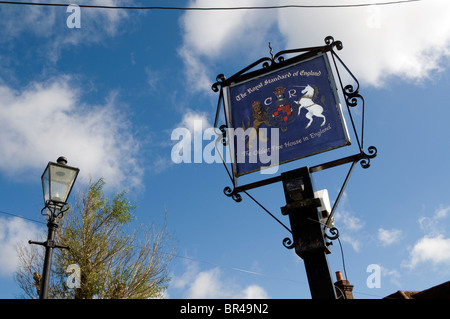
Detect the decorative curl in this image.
<box><xmin>223</xmin><ymin>186</ymin><xmax>233</xmax><ymax>196</ymax></box>
<box><xmin>343</xmin><ymin>85</ymin><xmax>361</xmax><ymax>107</ymax></box>
<box><xmin>324</xmin><ymin>36</ymin><xmax>343</xmax><ymax>50</ymax></box>
<box><xmin>211</xmin><ymin>74</ymin><xmax>226</xmax><ymax>92</ymax></box>
<box><xmin>41</xmin><ymin>204</ymin><xmax>68</xmax><ymax>221</ymax></box>
<box><xmin>325</xmin><ymin>36</ymin><xmax>334</xmax><ymax>45</ymax></box>
<box><xmin>219</xmin><ymin>124</ymin><xmax>228</xmax><ymax>146</ymax></box>
<box><xmin>343</xmin><ymin>84</ymin><xmax>356</xmax><ymax>94</ymax></box>
<box><xmin>224</xmin><ymin>186</ymin><xmax>242</xmax><ymax>202</ymax></box>
<box><xmin>359</xmin><ymin>158</ymin><xmax>370</xmax><ymax>169</ymax></box>
<box><xmin>325</xmin><ymin>227</ymin><xmax>340</xmax><ymax>240</ymax></box>
<box><xmin>367</xmin><ymin>146</ymin><xmax>378</xmax><ymax>157</ymax></box>
<box><xmin>283</xmin><ymin>237</ymin><xmax>295</xmax><ymax>249</ymax></box>
<box><xmin>41</xmin><ymin>206</ymin><xmax>49</xmax><ymax>217</ymax></box>
<box><xmin>359</xmin><ymin>146</ymin><xmax>378</xmax><ymax>169</ymax></box>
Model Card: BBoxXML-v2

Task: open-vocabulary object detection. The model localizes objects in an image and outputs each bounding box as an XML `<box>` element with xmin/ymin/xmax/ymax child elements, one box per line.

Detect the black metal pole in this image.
<box><xmin>29</xmin><ymin>210</ymin><xmax>69</xmax><ymax>299</ymax></box>
<box><xmin>39</xmin><ymin>218</ymin><xmax>58</xmax><ymax>299</ymax></box>
<box><xmin>281</xmin><ymin>167</ymin><xmax>336</xmax><ymax>299</ymax></box>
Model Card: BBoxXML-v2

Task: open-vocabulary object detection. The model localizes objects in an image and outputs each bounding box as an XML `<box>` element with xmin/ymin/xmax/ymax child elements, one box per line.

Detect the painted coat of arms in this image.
<box><xmin>225</xmin><ymin>53</ymin><xmax>351</xmax><ymax>176</ymax></box>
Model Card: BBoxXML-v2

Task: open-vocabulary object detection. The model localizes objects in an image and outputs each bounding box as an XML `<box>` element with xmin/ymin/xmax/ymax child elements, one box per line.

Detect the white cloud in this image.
<box><xmin>0</xmin><ymin>218</ymin><xmax>43</xmax><ymax>277</ymax></box>
<box><xmin>404</xmin><ymin>235</ymin><xmax>450</xmax><ymax>269</ymax></box>
<box><xmin>180</xmin><ymin>0</ymin><xmax>276</xmax><ymax>59</ymax></box>
<box><xmin>179</xmin><ymin>0</ymin><xmax>450</xmax><ymax>89</ymax></box>
<box><xmin>0</xmin><ymin>0</ymin><xmax>129</xmax><ymax>62</ymax></box>
<box><xmin>335</xmin><ymin>209</ymin><xmax>364</xmax><ymax>232</ymax></box>
<box><xmin>380</xmin><ymin>265</ymin><xmax>402</xmax><ymax>288</ymax></box>
<box><xmin>332</xmin><ymin>193</ymin><xmax>365</xmax><ymax>252</ymax></box>
<box><xmin>276</xmin><ymin>0</ymin><xmax>450</xmax><ymax>86</ymax></box>
<box><xmin>418</xmin><ymin>205</ymin><xmax>450</xmax><ymax>237</ymax></box>
<box><xmin>339</xmin><ymin>233</ymin><xmax>361</xmax><ymax>253</ymax></box>
<box><xmin>171</xmin><ymin>258</ymin><xmax>200</xmax><ymax>290</ymax></box>
<box><xmin>0</xmin><ymin>77</ymin><xmax>143</xmax><ymax>190</ymax></box>
<box><xmin>402</xmin><ymin>205</ymin><xmax>450</xmax><ymax>269</ymax></box>
<box><xmin>178</xmin><ymin>0</ymin><xmax>278</xmax><ymax>93</ymax></box>
<box><xmin>87</xmin><ymin>0</ymin><xmax>129</xmax><ymax>36</ymax></box>
<box><xmin>434</xmin><ymin>205</ymin><xmax>450</xmax><ymax>220</ymax></box>
<box><xmin>239</xmin><ymin>284</ymin><xmax>269</xmax><ymax>299</ymax></box>
<box><xmin>170</xmin><ymin>109</ymin><xmax>213</xmax><ymax>163</ymax></box>
<box><xmin>186</xmin><ymin>267</ymin><xmax>269</xmax><ymax>299</ymax></box>
<box><xmin>158</xmin><ymin>108</ymin><xmax>215</xmax><ymax>170</ymax></box>
<box><xmin>187</xmin><ymin>267</ymin><xmax>226</xmax><ymax>298</ymax></box>
<box><xmin>178</xmin><ymin>109</ymin><xmax>211</xmax><ymax>133</ymax></box>
<box><xmin>177</xmin><ymin>47</ymin><xmax>215</xmax><ymax>94</ymax></box>
<box><xmin>377</xmin><ymin>228</ymin><xmax>402</xmax><ymax>246</ymax></box>
<box><xmin>0</xmin><ymin>4</ymin><xmax>57</xmax><ymax>41</ymax></box>
<box><xmin>171</xmin><ymin>260</ymin><xmax>269</xmax><ymax>299</ymax></box>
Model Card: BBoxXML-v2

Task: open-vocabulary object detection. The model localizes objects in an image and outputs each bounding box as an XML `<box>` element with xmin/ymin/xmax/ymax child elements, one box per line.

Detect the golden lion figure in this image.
<box><xmin>244</xmin><ymin>101</ymin><xmax>270</xmax><ymax>149</ymax></box>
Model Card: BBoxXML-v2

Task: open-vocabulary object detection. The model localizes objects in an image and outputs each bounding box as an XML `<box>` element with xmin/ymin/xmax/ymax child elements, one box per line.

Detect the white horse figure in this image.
<box><xmin>294</xmin><ymin>84</ymin><xmax>326</xmax><ymax>129</ymax></box>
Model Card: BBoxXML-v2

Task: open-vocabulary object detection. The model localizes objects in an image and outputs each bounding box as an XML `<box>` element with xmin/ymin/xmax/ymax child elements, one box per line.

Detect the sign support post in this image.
<box><xmin>281</xmin><ymin>167</ymin><xmax>336</xmax><ymax>299</ymax></box>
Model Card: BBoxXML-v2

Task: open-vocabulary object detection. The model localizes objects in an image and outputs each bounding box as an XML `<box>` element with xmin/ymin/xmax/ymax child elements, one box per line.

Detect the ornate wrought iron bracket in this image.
<box><xmin>283</xmin><ymin>237</ymin><xmax>295</xmax><ymax>250</ymax></box>
<box><xmin>212</xmin><ymin>36</ymin><xmax>343</xmax><ymax>94</ymax></box>
<box><xmin>223</xmin><ymin>186</ymin><xmax>242</xmax><ymax>202</ymax></box>
<box><xmin>40</xmin><ymin>204</ymin><xmax>69</xmax><ymax>221</ymax></box>
<box><xmin>212</xmin><ymin>37</ymin><xmax>377</xmax><ymax>252</ymax></box>
<box><xmin>29</xmin><ymin>205</ymin><xmax>71</xmax><ymax>250</ymax></box>
<box><xmin>282</xmin><ymin>226</ymin><xmax>340</xmax><ymax>251</ymax></box>
<box><xmin>325</xmin><ymin>227</ymin><xmax>340</xmax><ymax>241</ymax></box>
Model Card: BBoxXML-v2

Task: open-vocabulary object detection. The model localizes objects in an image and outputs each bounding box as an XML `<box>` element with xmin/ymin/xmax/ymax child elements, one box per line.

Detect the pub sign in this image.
<box><xmin>223</xmin><ymin>53</ymin><xmax>351</xmax><ymax>177</ymax></box>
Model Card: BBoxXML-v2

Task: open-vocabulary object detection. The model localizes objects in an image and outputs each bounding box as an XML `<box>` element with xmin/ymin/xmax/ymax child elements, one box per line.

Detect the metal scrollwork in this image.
<box><xmin>283</xmin><ymin>237</ymin><xmax>295</xmax><ymax>250</ymax></box>
<box><xmin>211</xmin><ymin>74</ymin><xmax>226</xmax><ymax>93</ymax></box>
<box><xmin>219</xmin><ymin>124</ymin><xmax>228</xmax><ymax>146</ymax></box>
<box><xmin>343</xmin><ymin>84</ymin><xmax>362</xmax><ymax>107</ymax></box>
<box><xmin>324</xmin><ymin>36</ymin><xmax>343</xmax><ymax>51</ymax></box>
<box><xmin>41</xmin><ymin>205</ymin><xmax>69</xmax><ymax>221</ymax></box>
<box><xmin>324</xmin><ymin>226</ymin><xmax>340</xmax><ymax>241</ymax></box>
<box><xmin>212</xmin><ymin>36</ymin><xmax>378</xmax><ymax>229</ymax></box>
<box><xmin>213</xmin><ymin>36</ymin><xmax>345</xmax><ymax>96</ymax></box>
<box><xmin>224</xmin><ymin>186</ymin><xmax>242</xmax><ymax>202</ymax></box>
<box><xmin>263</xmin><ymin>42</ymin><xmax>286</xmax><ymax>68</ymax></box>
<box><xmin>359</xmin><ymin>146</ymin><xmax>378</xmax><ymax>169</ymax></box>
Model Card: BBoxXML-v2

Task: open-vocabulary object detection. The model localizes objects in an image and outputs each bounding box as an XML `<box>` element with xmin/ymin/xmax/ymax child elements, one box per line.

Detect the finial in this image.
<box><xmin>57</xmin><ymin>156</ymin><xmax>68</xmax><ymax>165</ymax></box>
<box><xmin>269</xmin><ymin>42</ymin><xmax>274</xmax><ymax>60</ymax></box>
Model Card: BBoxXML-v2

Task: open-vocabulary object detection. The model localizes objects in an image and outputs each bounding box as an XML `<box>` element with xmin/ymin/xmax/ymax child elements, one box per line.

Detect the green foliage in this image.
<box><xmin>16</xmin><ymin>178</ymin><xmax>174</xmax><ymax>299</ymax></box>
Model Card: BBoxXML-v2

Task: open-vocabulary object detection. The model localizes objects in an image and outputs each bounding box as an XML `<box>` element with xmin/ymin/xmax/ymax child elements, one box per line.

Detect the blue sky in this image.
<box><xmin>1</xmin><ymin>0</ymin><xmax>450</xmax><ymax>299</ymax></box>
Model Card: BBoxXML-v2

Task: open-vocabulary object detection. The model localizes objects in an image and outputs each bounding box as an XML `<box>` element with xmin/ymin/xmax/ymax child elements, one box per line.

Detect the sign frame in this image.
<box><xmin>212</xmin><ymin>36</ymin><xmax>377</xmax><ymax>202</ymax></box>
<box><xmin>222</xmin><ymin>52</ymin><xmax>351</xmax><ymax>178</ymax></box>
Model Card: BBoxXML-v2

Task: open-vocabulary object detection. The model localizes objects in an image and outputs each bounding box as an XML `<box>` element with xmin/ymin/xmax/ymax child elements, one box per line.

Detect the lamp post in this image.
<box><xmin>29</xmin><ymin>156</ymin><xmax>79</xmax><ymax>299</ymax></box>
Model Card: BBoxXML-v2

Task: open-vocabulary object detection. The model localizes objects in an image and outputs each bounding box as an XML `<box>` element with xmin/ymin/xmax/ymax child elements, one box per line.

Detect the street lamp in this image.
<box><xmin>29</xmin><ymin>156</ymin><xmax>79</xmax><ymax>299</ymax></box>
<box><xmin>41</xmin><ymin>156</ymin><xmax>79</xmax><ymax>210</ymax></box>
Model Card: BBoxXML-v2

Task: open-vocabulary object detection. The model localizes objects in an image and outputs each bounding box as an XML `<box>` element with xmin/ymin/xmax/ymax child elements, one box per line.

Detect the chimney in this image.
<box><xmin>334</xmin><ymin>271</ymin><xmax>354</xmax><ymax>299</ymax></box>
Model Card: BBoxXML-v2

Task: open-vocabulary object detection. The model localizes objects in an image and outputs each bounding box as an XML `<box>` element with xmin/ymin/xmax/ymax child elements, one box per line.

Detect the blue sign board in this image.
<box><xmin>223</xmin><ymin>53</ymin><xmax>350</xmax><ymax>177</ymax></box>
